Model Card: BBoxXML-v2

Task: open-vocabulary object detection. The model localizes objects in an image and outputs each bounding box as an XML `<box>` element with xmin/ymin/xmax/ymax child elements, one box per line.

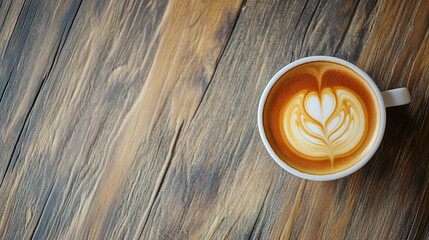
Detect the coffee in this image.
<box><xmin>263</xmin><ymin>61</ymin><xmax>381</xmax><ymax>175</ymax></box>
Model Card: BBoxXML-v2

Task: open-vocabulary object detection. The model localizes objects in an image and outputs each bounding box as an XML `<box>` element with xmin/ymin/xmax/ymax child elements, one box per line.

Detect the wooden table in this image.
<box><xmin>0</xmin><ymin>0</ymin><xmax>428</xmax><ymax>239</ymax></box>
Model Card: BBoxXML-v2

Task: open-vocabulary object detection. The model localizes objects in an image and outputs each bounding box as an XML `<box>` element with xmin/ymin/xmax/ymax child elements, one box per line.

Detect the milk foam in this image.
<box><xmin>282</xmin><ymin>87</ymin><xmax>366</xmax><ymax>164</ymax></box>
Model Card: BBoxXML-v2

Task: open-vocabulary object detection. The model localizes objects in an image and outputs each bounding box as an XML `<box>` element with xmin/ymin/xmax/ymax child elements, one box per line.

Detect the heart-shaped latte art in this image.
<box><xmin>282</xmin><ymin>87</ymin><xmax>366</xmax><ymax>164</ymax></box>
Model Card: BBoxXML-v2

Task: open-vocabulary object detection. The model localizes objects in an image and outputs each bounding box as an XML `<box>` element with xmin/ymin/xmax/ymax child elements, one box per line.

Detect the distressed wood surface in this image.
<box><xmin>0</xmin><ymin>0</ymin><xmax>428</xmax><ymax>239</ymax></box>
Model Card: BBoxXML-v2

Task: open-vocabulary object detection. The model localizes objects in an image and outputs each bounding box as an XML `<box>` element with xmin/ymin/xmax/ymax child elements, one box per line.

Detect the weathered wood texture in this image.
<box><xmin>0</xmin><ymin>0</ymin><xmax>243</xmax><ymax>239</ymax></box>
<box><xmin>0</xmin><ymin>0</ymin><xmax>428</xmax><ymax>239</ymax></box>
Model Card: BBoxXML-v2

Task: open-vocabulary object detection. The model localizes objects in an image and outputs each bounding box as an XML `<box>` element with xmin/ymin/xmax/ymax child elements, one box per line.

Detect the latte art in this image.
<box><xmin>282</xmin><ymin>87</ymin><xmax>367</xmax><ymax>165</ymax></box>
<box><xmin>263</xmin><ymin>61</ymin><xmax>381</xmax><ymax>174</ymax></box>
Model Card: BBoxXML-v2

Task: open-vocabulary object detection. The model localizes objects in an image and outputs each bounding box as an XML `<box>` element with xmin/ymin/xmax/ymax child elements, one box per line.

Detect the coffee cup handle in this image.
<box><xmin>381</xmin><ymin>87</ymin><xmax>411</xmax><ymax>107</ymax></box>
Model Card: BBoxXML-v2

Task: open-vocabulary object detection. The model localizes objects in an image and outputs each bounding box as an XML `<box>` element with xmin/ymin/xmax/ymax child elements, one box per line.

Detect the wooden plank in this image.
<box><xmin>139</xmin><ymin>0</ymin><xmax>429</xmax><ymax>239</ymax></box>
<box><xmin>0</xmin><ymin>0</ymin><xmax>82</xmax><ymax>186</ymax></box>
<box><xmin>0</xmin><ymin>0</ymin><xmax>243</xmax><ymax>239</ymax></box>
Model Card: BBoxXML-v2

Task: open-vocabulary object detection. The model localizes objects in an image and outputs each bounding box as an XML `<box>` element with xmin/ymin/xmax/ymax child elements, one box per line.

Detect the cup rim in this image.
<box><xmin>257</xmin><ymin>56</ymin><xmax>386</xmax><ymax>181</ymax></box>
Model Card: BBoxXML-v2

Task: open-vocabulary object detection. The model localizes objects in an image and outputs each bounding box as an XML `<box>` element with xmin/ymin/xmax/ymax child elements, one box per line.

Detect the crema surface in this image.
<box><xmin>263</xmin><ymin>61</ymin><xmax>381</xmax><ymax>175</ymax></box>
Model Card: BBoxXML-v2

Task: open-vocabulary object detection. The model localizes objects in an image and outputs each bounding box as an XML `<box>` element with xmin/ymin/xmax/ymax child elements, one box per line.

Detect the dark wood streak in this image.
<box><xmin>136</xmin><ymin>121</ymin><xmax>184</xmax><ymax>240</ymax></box>
<box><xmin>0</xmin><ymin>0</ymin><xmax>428</xmax><ymax>239</ymax></box>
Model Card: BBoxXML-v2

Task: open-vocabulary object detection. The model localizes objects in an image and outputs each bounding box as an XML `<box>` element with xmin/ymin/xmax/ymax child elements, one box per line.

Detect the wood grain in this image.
<box><xmin>0</xmin><ymin>0</ymin><xmax>243</xmax><ymax>239</ymax></box>
<box><xmin>0</xmin><ymin>0</ymin><xmax>428</xmax><ymax>239</ymax></box>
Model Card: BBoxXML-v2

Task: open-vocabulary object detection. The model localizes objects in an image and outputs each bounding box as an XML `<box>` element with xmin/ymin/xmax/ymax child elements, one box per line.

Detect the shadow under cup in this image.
<box><xmin>262</xmin><ymin>61</ymin><xmax>382</xmax><ymax>176</ymax></box>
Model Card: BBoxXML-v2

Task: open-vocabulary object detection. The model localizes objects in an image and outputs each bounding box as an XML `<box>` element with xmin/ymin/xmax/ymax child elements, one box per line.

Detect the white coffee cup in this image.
<box><xmin>258</xmin><ymin>56</ymin><xmax>411</xmax><ymax>181</ymax></box>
